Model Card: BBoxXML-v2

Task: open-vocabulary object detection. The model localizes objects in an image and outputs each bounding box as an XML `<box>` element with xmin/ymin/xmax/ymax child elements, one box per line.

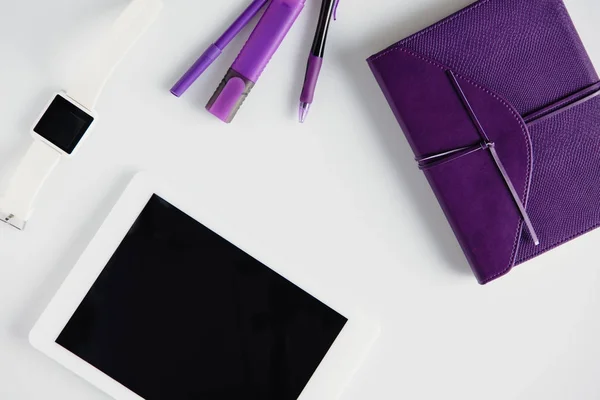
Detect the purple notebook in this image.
<box><xmin>367</xmin><ymin>0</ymin><xmax>600</xmax><ymax>284</ymax></box>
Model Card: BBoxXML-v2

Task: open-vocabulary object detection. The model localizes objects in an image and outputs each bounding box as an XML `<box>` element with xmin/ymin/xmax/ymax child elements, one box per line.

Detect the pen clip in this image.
<box><xmin>333</xmin><ymin>0</ymin><xmax>340</xmax><ymax>20</ymax></box>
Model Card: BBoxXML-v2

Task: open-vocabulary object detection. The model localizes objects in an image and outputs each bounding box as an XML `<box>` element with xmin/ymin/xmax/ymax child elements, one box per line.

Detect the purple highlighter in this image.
<box><xmin>207</xmin><ymin>0</ymin><xmax>306</xmax><ymax>123</ymax></box>
<box><xmin>171</xmin><ymin>0</ymin><xmax>269</xmax><ymax>97</ymax></box>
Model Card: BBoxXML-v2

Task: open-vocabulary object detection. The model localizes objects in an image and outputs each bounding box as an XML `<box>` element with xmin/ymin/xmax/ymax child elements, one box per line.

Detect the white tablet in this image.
<box><xmin>30</xmin><ymin>173</ymin><xmax>379</xmax><ymax>400</ymax></box>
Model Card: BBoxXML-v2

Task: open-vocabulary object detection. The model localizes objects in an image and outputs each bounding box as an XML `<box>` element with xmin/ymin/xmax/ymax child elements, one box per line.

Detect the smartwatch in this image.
<box><xmin>0</xmin><ymin>0</ymin><xmax>162</xmax><ymax>230</ymax></box>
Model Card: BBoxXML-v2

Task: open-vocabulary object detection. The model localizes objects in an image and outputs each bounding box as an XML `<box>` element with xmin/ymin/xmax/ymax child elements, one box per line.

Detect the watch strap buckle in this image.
<box><xmin>0</xmin><ymin>210</ymin><xmax>26</xmax><ymax>230</ymax></box>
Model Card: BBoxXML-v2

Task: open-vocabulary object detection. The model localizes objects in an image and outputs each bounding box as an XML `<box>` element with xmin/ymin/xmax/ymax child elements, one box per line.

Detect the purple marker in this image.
<box><xmin>207</xmin><ymin>0</ymin><xmax>306</xmax><ymax>123</ymax></box>
<box><xmin>170</xmin><ymin>0</ymin><xmax>269</xmax><ymax>97</ymax></box>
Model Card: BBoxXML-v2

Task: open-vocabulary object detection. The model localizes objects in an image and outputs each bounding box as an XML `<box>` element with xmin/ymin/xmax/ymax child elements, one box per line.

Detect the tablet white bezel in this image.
<box><xmin>29</xmin><ymin>173</ymin><xmax>379</xmax><ymax>400</ymax></box>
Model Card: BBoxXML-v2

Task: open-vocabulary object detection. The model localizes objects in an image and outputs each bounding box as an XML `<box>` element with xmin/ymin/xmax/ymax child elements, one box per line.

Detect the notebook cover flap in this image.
<box><xmin>370</xmin><ymin>48</ymin><xmax>533</xmax><ymax>283</ymax></box>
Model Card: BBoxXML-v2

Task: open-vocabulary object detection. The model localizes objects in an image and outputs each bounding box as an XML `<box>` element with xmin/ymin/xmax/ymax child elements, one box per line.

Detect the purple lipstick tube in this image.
<box><xmin>207</xmin><ymin>0</ymin><xmax>306</xmax><ymax>123</ymax></box>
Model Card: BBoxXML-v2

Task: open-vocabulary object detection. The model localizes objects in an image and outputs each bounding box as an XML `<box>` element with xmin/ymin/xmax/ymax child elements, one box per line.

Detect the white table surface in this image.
<box><xmin>1</xmin><ymin>0</ymin><xmax>600</xmax><ymax>399</ymax></box>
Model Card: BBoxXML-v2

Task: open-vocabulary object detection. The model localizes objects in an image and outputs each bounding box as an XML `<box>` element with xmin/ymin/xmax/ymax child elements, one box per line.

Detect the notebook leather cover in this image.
<box><xmin>367</xmin><ymin>0</ymin><xmax>600</xmax><ymax>284</ymax></box>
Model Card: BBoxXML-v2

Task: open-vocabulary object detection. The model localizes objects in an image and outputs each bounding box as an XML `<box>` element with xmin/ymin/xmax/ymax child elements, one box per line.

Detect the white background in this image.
<box><xmin>1</xmin><ymin>0</ymin><xmax>599</xmax><ymax>399</ymax></box>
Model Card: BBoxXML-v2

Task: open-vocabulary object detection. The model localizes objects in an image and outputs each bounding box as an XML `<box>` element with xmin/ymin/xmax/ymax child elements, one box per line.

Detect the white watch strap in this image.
<box><xmin>67</xmin><ymin>0</ymin><xmax>163</xmax><ymax>110</ymax></box>
<box><xmin>0</xmin><ymin>141</ymin><xmax>62</xmax><ymax>229</ymax></box>
<box><xmin>0</xmin><ymin>0</ymin><xmax>162</xmax><ymax>229</ymax></box>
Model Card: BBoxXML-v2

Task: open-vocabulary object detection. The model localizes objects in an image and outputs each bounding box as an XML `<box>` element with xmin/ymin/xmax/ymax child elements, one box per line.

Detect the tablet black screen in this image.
<box><xmin>56</xmin><ymin>195</ymin><xmax>347</xmax><ymax>400</ymax></box>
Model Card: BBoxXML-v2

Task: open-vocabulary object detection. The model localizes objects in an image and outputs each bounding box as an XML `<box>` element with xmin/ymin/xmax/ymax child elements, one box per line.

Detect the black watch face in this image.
<box><xmin>33</xmin><ymin>94</ymin><xmax>94</xmax><ymax>154</ymax></box>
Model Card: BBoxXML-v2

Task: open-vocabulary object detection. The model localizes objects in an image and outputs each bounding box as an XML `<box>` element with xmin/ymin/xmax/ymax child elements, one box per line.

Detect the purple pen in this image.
<box><xmin>299</xmin><ymin>0</ymin><xmax>340</xmax><ymax>122</ymax></box>
<box><xmin>170</xmin><ymin>0</ymin><xmax>269</xmax><ymax>97</ymax></box>
<box><xmin>207</xmin><ymin>0</ymin><xmax>306</xmax><ymax>123</ymax></box>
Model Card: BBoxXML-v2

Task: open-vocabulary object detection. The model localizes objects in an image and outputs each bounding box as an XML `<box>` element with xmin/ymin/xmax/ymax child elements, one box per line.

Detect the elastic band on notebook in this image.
<box><xmin>417</xmin><ymin>142</ymin><xmax>488</xmax><ymax>170</ymax></box>
<box><xmin>524</xmin><ymin>81</ymin><xmax>600</xmax><ymax>126</ymax></box>
<box><xmin>416</xmin><ymin>70</ymin><xmax>540</xmax><ymax>246</ymax></box>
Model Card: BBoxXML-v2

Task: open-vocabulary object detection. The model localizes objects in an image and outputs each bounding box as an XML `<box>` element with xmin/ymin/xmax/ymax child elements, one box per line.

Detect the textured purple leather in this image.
<box><xmin>524</xmin><ymin>82</ymin><xmax>600</xmax><ymax>126</ymax></box>
<box><xmin>367</xmin><ymin>0</ymin><xmax>600</xmax><ymax>283</ymax></box>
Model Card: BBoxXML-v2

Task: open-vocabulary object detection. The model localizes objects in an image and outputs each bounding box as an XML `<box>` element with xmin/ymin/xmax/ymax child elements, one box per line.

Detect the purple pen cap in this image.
<box><xmin>171</xmin><ymin>45</ymin><xmax>222</xmax><ymax>97</ymax></box>
<box><xmin>206</xmin><ymin>69</ymin><xmax>255</xmax><ymax>123</ymax></box>
<box><xmin>170</xmin><ymin>0</ymin><xmax>270</xmax><ymax>97</ymax></box>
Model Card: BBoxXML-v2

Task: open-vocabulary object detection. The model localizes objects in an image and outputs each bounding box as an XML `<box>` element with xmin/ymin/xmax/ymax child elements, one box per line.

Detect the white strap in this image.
<box><xmin>67</xmin><ymin>0</ymin><xmax>163</xmax><ymax>110</ymax></box>
<box><xmin>0</xmin><ymin>141</ymin><xmax>62</xmax><ymax>229</ymax></box>
<box><xmin>0</xmin><ymin>0</ymin><xmax>162</xmax><ymax>229</ymax></box>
